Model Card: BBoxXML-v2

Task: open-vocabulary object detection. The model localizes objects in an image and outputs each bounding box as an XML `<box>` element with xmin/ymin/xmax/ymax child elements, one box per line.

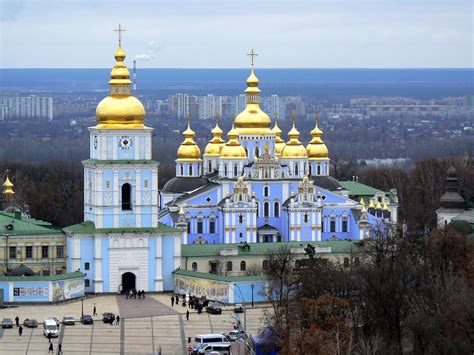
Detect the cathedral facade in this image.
<box><xmin>66</xmin><ymin>38</ymin><xmax>398</xmax><ymax>294</ymax></box>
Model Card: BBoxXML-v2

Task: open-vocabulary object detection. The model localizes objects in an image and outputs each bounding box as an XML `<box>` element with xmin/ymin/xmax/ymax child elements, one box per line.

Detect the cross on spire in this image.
<box><xmin>292</xmin><ymin>112</ymin><xmax>296</xmax><ymax>125</ymax></box>
<box><xmin>114</xmin><ymin>24</ymin><xmax>126</xmax><ymax>47</ymax></box>
<box><xmin>315</xmin><ymin>112</ymin><xmax>319</xmax><ymax>126</ymax></box>
<box><xmin>247</xmin><ymin>48</ymin><xmax>258</xmax><ymax>67</ymax></box>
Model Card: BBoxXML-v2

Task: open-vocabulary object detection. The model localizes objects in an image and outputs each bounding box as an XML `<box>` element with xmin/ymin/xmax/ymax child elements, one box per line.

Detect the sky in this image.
<box><xmin>0</xmin><ymin>0</ymin><xmax>472</xmax><ymax>68</ymax></box>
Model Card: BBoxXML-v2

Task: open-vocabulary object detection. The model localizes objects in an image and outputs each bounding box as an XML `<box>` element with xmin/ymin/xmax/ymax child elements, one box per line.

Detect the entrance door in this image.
<box><xmin>121</xmin><ymin>272</ymin><xmax>136</xmax><ymax>293</ymax></box>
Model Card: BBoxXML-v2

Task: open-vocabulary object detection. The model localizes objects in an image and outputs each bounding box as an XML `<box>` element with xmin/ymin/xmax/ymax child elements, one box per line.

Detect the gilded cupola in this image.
<box><xmin>177</xmin><ymin>115</ymin><xmax>202</xmax><ymax>162</ymax></box>
<box><xmin>272</xmin><ymin>113</ymin><xmax>286</xmax><ymax>157</ymax></box>
<box><xmin>306</xmin><ymin>113</ymin><xmax>329</xmax><ymax>160</ymax></box>
<box><xmin>234</xmin><ymin>50</ymin><xmax>272</xmax><ymax>135</ymax></box>
<box><xmin>281</xmin><ymin>114</ymin><xmax>307</xmax><ymax>159</ymax></box>
<box><xmin>2</xmin><ymin>173</ymin><xmax>14</xmax><ymax>200</ymax></box>
<box><xmin>95</xmin><ymin>28</ymin><xmax>146</xmax><ymax>129</ymax></box>
<box><xmin>204</xmin><ymin>113</ymin><xmax>225</xmax><ymax>156</ymax></box>
<box><xmin>220</xmin><ymin>124</ymin><xmax>247</xmax><ymax>159</ymax></box>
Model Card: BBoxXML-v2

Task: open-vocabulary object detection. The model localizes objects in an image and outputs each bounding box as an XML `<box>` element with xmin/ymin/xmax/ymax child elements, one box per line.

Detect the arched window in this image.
<box><xmin>238</xmin><ymin>215</ymin><xmax>244</xmax><ymax>224</ymax></box>
<box><xmin>240</xmin><ymin>261</ymin><xmax>246</xmax><ymax>271</ymax></box>
<box><xmin>122</xmin><ymin>183</ymin><xmax>132</xmax><ymax>210</ymax></box>
<box><xmin>189</xmin><ymin>165</ymin><xmax>193</xmax><ymax>176</ymax></box>
<box><xmin>208</xmin><ymin>161</ymin><xmax>212</xmax><ymax>172</ymax></box>
<box><xmin>84</xmin><ymin>262</ymin><xmax>90</xmax><ymax>271</ymax></box>
<box><xmin>226</xmin><ymin>261</ymin><xmax>233</xmax><ymax>272</ymax></box>
<box><xmin>264</xmin><ymin>202</ymin><xmax>269</xmax><ymax>217</ymax></box>
<box><xmin>180</xmin><ymin>165</ymin><xmax>184</xmax><ymax>176</ymax></box>
<box><xmin>264</xmin><ymin>186</ymin><xmax>269</xmax><ymax>197</ymax></box>
<box><xmin>224</xmin><ymin>165</ymin><xmax>228</xmax><ymax>176</ymax></box>
<box><xmin>192</xmin><ymin>262</ymin><xmax>197</xmax><ymax>271</ymax></box>
<box><xmin>255</xmin><ymin>147</ymin><xmax>260</xmax><ymax>158</ymax></box>
<box><xmin>256</xmin><ymin>202</ymin><xmax>259</xmax><ymax>217</ymax></box>
<box><xmin>274</xmin><ymin>202</ymin><xmax>280</xmax><ymax>217</ymax></box>
<box><xmin>304</xmin><ymin>213</ymin><xmax>309</xmax><ymax>223</ymax></box>
<box><xmin>294</xmin><ymin>164</ymin><xmax>299</xmax><ymax>176</ymax></box>
<box><xmin>309</xmin><ymin>165</ymin><xmax>312</xmax><ymax>176</ymax></box>
<box><xmin>317</xmin><ymin>165</ymin><xmax>321</xmax><ymax>175</ymax></box>
<box><xmin>234</xmin><ymin>165</ymin><xmax>238</xmax><ymax>177</ymax></box>
<box><xmin>262</xmin><ymin>260</ymin><xmax>269</xmax><ymax>270</ymax></box>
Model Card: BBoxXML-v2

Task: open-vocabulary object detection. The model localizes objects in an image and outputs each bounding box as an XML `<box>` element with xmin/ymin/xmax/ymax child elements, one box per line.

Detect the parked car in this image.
<box><xmin>102</xmin><ymin>312</ymin><xmax>115</xmax><ymax>324</ymax></box>
<box><xmin>80</xmin><ymin>315</ymin><xmax>93</xmax><ymax>325</ymax></box>
<box><xmin>233</xmin><ymin>303</ymin><xmax>244</xmax><ymax>313</ymax></box>
<box><xmin>1</xmin><ymin>318</ymin><xmax>13</xmax><ymax>328</ymax></box>
<box><xmin>206</xmin><ymin>302</ymin><xmax>223</xmax><ymax>315</ymax></box>
<box><xmin>62</xmin><ymin>315</ymin><xmax>75</xmax><ymax>325</ymax></box>
<box><xmin>23</xmin><ymin>319</ymin><xmax>38</xmax><ymax>328</ymax></box>
<box><xmin>197</xmin><ymin>342</ymin><xmax>232</xmax><ymax>354</ymax></box>
<box><xmin>46</xmin><ymin>317</ymin><xmax>60</xmax><ymax>327</ymax></box>
<box><xmin>227</xmin><ymin>329</ymin><xmax>246</xmax><ymax>342</ymax></box>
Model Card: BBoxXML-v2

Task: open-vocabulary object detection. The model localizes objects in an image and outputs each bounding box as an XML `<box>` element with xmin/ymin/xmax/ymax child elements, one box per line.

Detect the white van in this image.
<box><xmin>198</xmin><ymin>342</ymin><xmax>232</xmax><ymax>354</ymax></box>
<box><xmin>43</xmin><ymin>319</ymin><xmax>59</xmax><ymax>338</ymax></box>
<box><xmin>193</xmin><ymin>334</ymin><xmax>230</xmax><ymax>353</ymax></box>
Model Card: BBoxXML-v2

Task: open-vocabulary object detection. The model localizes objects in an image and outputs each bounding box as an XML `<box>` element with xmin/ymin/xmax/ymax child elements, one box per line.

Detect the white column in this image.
<box><xmin>311</xmin><ymin>211</ymin><xmax>316</xmax><ymax>241</ymax></box>
<box><xmin>155</xmin><ymin>237</ymin><xmax>163</xmax><ymax>291</ymax></box>
<box><xmin>72</xmin><ymin>237</ymin><xmax>81</xmax><ymax>271</ymax></box>
<box><xmin>296</xmin><ymin>212</ymin><xmax>301</xmax><ymax>241</ymax></box>
<box><xmin>135</xmin><ymin>169</ymin><xmax>142</xmax><ymax>228</ymax></box>
<box><xmin>134</xmin><ymin>136</ymin><xmax>140</xmax><ymax>160</ymax></box>
<box><xmin>246</xmin><ymin>212</ymin><xmax>251</xmax><ymax>243</ymax></box>
<box><xmin>317</xmin><ymin>211</ymin><xmax>322</xmax><ymax>241</ymax></box>
<box><xmin>174</xmin><ymin>234</ymin><xmax>181</xmax><ymax>270</ymax></box>
<box><xmin>151</xmin><ymin>168</ymin><xmax>159</xmax><ymax>226</ymax></box>
<box><xmin>112</xmin><ymin>136</ymin><xmax>118</xmax><ymax>160</ymax></box>
<box><xmin>94</xmin><ymin>236</ymin><xmax>103</xmax><ymax>293</ymax></box>
<box><xmin>252</xmin><ymin>210</ymin><xmax>257</xmax><ymax>243</ymax></box>
<box><xmin>96</xmin><ymin>169</ymin><xmax>103</xmax><ymax>228</ymax></box>
<box><xmin>290</xmin><ymin>213</ymin><xmax>295</xmax><ymax>241</ymax></box>
<box><xmin>113</xmin><ymin>169</ymin><xmax>119</xmax><ymax>228</ymax></box>
<box><xmin>225</xmin><ymin>213</ymin><xmax>229</xmax><ymax>244</ymax></box>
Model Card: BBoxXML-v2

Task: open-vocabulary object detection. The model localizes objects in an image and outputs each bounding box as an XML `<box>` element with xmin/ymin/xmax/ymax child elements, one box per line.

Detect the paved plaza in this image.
<box><xmin>0</xmin><ymin>293</ymin><xmax>268</xmax><ymax>354</ymax></box>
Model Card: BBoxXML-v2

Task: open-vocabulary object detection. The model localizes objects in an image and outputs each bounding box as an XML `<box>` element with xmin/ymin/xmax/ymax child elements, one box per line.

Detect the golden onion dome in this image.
<box><xmin>306</xmin><ymin>113</ymin><xmax>329</xmax><ymax>160</ymax></box>
<box><xmin>234</xmin><ymin>68</ymin><xmax>272</xmax><ymax>135</ymax></box>
<box><xmin>281</xmin><ymin>115</ymin><xmax>307</xmax><ymax>159</ymax></box>
<box><xmin>272</xmin><ymin>115</ymin><xmax>286</xmax><ymax>157</ymax></box>
<box><xmin>176</xmin><ymin>116</ymin><xmax>202</xmax><ymax>161</ymax></box>
<box><xmin>95</xmin><ymin>45</ymin><xmax>146</xmax><ymax>129</ymax></box>
<box><xmin>220</xmin><ymin>125</ymin><xmax>247</xmax><ymax>159</ymax></box>
<box><xmin>204</xmin><ymin>113</ymin><xmax>225</xmax><ymax>156</ymax></box>
<box><xmin>3</xmin><ymin>175</ymin><xmax>14</xmax><ymax>196</ymax></box>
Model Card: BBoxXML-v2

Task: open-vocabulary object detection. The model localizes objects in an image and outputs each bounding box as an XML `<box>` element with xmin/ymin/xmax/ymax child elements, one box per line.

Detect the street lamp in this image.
<box><xmin>81</xmin><ymin>297</ymin><xmax>84</xmax><ymax>317</ymax></box>
<box><xmin>250</xmin><ymin>284</ymin><xmax>254</xmax><ymax>308</ymax></box>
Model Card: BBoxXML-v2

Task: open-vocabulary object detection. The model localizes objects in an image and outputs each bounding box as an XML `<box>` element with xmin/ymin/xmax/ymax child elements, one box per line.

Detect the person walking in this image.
<box><xmin>48</xmin><ymin>332</ymin><xmax>52</xmax><ymax>342</ymax></box>
<box><xmin>116</xmin><ymin>315</ymin><xmax>120</xmax><ymax>325</ymax></box>
<box><xmin>142</xmin><ymin>290</ymin><xmax>146</xmax><ymax>299</ymax></box>
<box><xmin>186</xmin><ymin>310</ymin><xmax>190</xmax><ymax>321</ymax></box>
<box><xmin>93</xmin><ymin>305</ymin><xmax>97</xmax><ymax>316</ymax></box>
<box><xmin>15</xmin><ymin>316</ymin><xmax>19</xmax><ymax>327</ymax></box>
<box><xmin>18</xmin><ymin>326</ymin><xmax>23</xmax><ymax>336</ymax></box>
<box><xmin>57</xmin><ymin>343</ymin><xmax>63</xmax><ymax>354</ymax></box>
<box><xmin>48</xmin><ymin>342</ymin><xmax>54</xmax><ymax>354</ymax></box>
<box><xmin>171</xmin><ymin>296</ymin><xmax>175</xmax><ymax>307</ymax></box>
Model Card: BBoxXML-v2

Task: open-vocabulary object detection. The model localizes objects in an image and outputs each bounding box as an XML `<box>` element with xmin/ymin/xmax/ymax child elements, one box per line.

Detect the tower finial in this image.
<box><xmin>292</xmin><ymin>112</ymin><xmax>296</xmax><ymax>127</ymax></box>
<box><xmin>187</xmin><ymin>113</ymin><xmax>191</xmax><ymax>128</ymax></box>
<box><xmin>274</xmin><ymin>111</ymin><xmax>279</xmax><ymax>123</ymax></box>
<box><xmin>215</xmin><ymin>112</ymin><xmax>220</xmax><ymax>125</ymax></box>
<box><xmin>114</xmin><ymin>24</ymin><xmax>126</xmax><ymax>47</ymax></box>
<box><xmin>315</xmin><ymin>112</ymin><xmax>319</xmax><ymax>127</ymax></box>
<box><xmin>247</xmin><ymin>48</ymin><xmax>258</xmax><ymax>67</ymax></box>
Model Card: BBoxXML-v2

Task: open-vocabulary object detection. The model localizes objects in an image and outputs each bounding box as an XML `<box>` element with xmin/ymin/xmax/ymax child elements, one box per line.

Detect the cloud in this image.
<box><xmin>134</xmin><ymin>40</ymin><xmax>162</xmax><ymax>62</ymax></box>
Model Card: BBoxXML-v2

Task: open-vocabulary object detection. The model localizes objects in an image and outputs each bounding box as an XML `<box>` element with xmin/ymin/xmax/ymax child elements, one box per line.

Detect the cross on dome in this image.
<box><xmin>114</xmin><ymin>24</ymin><xmax>126</xmax><ymax>47</ymax></box>
<box><xmin>247</xmin><ymin>48</ymin><xmax>258</xmax><ymax>67</ymax></box>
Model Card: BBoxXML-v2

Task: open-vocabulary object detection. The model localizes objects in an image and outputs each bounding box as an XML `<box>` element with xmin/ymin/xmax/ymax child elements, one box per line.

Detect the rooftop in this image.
<box><xmin>0</xmin><ymin>211</ymin><xmax>63</xmax><ymax>236</ymax></box>
<box><xmin>64</xmin><ymin>220</ymin><xmax>180</xmax><ymax>234</ymax></box>
<box><xmin>173</xmin><ymin>269</ymin><xmax>269</xmax><ymax>283</ymax></box>
<box><xmin>0</xmin><ymin>271</ymin><xmax>84</xmax><ymax>282</ymax></box>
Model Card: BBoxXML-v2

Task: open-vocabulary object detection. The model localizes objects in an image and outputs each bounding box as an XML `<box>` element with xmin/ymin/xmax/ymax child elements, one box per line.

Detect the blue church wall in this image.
<box><xmin>162</xmin><ymin>237</ymin><xmax>175</xmax><ymax>290</ymax></box>
<box><xmin>233</xmin><ymin>281</ymin><xmax>267</xmax><ymax>303</ymax></box>
<box><xmin>0</xmin><ymin>283</ymin><xmax>9</xmax><ymax>302</ymax></box>
<box><xmin>80</xmin><ymin>239</ymin><xmax>95</xmax><ymax>293</ymax></box>
<box><xmin>141</xmin><ymin>213</ymin><xmax>152</xmax><ymax>228</ymax></box>
<box><xmin>119</xmin><ymin>213</ymin><xmax>136</xmax><ymax>228</ymax></box>
<box><xmin>13</xmin><ymin>282</ymin><xmax>49</xmax><ymax>302</ymax></box>
<box><xmin>148</xmin><ymin>237</ymin><xmax>156</xmax><ymax>291</ymax></box>
<box><xmin>101</xmin><ymin>238</ymin><xmax>109</xmax><ymax>292</ymax></box>
<box><xmin>103</xmin><ymin>210</ymin><xmax>114</xmax><ymax>228</ymax></box>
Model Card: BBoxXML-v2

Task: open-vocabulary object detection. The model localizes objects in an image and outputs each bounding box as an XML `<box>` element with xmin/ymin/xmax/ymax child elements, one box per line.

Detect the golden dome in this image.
<box><xmin>306</xmin><ymin>113</ymin><xmax>329</xmax><ymax>160</ymax></box>
<box><xmin>95</xmin><ymin>45</ymin><xmax>146</xmax><ymax>129</ymax></box>
<box><xmin>281</xmin><ymin>116</ymin><xmax>307</xmax><ymax>159</ymax></box>
<box><xmin>272</xmin><ymin>114</ymin><xmax>286</xmax><ymax>157</ymax></box>
<box><xmin>234</xmin><ymin>68</ymin><xmax>272</xmax><ymax>135</ymax></box>
<box><xmin>176</xmin><ymin>116</ymin><xmax>202</xmax><ymax>161</ymax></box>
<box><xmin>3</xmin><ymin>175</ymin><xmax>14</xmax><ymax>196</ymax></box>
<box><xmin>220</xmin><ymin>125</ymin><xmax>247</xmax><ymax>159</ymax></box>
<box><xmin>204</xmin><ymin>113</ymin><xmax>225</xmax><ymax>156</ymax></box>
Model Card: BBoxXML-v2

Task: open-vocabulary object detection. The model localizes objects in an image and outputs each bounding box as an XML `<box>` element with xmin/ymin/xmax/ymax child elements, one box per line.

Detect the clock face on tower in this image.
<box><xmin>93</xmin><ymin>135</ymin><xmax>98</xmax><ymax>149</ymax></box>
<box><xmin>119</xmin><ymin>136</ymin><xmax>133</xmax><ymax>149</ymax></box>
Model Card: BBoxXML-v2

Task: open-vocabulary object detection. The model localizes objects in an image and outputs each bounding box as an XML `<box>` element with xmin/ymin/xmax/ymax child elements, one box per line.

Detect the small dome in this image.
<box><xmin>204</xmin><ymin>116</ymin><xmax>225</xmax><ymax>157</ymax></box>
<box><xmin>220</xmin><ymin>126</ymin><xmax>247</xmax><ymax>159</ymax></box>
<box><xmin>272</xmin><ymin>117</ymin><xmax>286</xmax><ymax>157</ymax></box>
<box><xmin>281</xmin><ymin>118</ymin><xmax>307</xmax><ymax>159</ymax></box>
<box><xmin>177</xmin><ymin>118</ymin><xmax>202</xmax><ymax>161</ymax></box>
<box><xmin>306</xmin><ymin>113</ymin><xmax>329</xmax><ymax>160</ymax></box>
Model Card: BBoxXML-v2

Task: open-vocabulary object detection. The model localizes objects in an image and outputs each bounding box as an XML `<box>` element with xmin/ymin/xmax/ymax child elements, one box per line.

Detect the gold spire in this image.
<box><xmin>281</xmin><ymin>113</ymin><xmax>307</xmax><ymax>158</ymax></box>
<box><xmin>359</xmin><ymin>197</ymin><xmax>365</xmax><ymax>205</ymax></box>
<box><xmin>369</xmin><ymin>200</ymin><xmax>375</xmax><ymax>208</ymax></box>
<box><xmin>306</xmin><ymin>113</ymin><xmax>329</xmax><ymax>160</ymax></box>
<box><xmin>234</xmin><ymin>49</ymin><xmax>272</xmax><ymax>135</ymax></box>
<box><xmin>204</xmin><ymin>112</ymin><xmax>225</xmax><ymax>156</ymax></box>
<box><xmin>272</xmin><ymin>113</ymin><xmax>286</xmax><ymax>157</ymax></box>
<box><xmin>376</xmin><ymin>201</ymin><xmax>382</xmax><ymax>209</ymax></box>
<box><xmin>382</xmin><ymin>201</ymin><xmax>389</xmax><ymax>210</ymax></box>
<box><xmin>3</xmin><ymin>172</ymin><xmax>15</xmax><ymax>199</ymax></box>
<box><xmin>220</xmin><ymin>124</ymin><xmax>247</xmax><ymax>159</ymax></box>
<box><xmin>177</xmin><ymin>114</ymin><xmax>202</xmax><ymax>161</ymax></box>
<box><xmin>95</xmin><ymin>25</ymin><xmax>146</xmax><ymax>129</ymax></box>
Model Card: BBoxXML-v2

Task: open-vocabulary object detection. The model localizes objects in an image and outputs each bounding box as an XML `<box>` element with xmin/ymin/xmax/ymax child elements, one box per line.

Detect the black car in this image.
<box><xmin>1</xmin><ymin>318</ymin><xmax>13</xmax><ymax>328</ymax></box>
<box><xmin>80</xmin><ymin>315</ymin><xmax>94</xmax><ymax>324</ymax></box>
<box><xmin>102</xmin><ymin>312</ymin><xmax>115</xmax><ymax>324</ymax></box>
<box><xmin>23</xmin><ymin>318</ymin><xmax>38</xmax><ymax>328</ymax></box>
<box><xmin>206</xmin><ymin>302</ymin><xmax>223</xmax><ymax>315</ymax></box>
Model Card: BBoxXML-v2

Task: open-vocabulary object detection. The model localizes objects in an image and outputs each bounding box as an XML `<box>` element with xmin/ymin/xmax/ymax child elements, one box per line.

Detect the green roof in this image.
<box><xmin>0</xmin><ymin>271</ymin><xmax>84</xmax><ymax>282</ymax></box>
<box><xmin>339</xmin><ymin>181</ymin><xmax>382</xmax><ymax>196</ymax></box>
<box><xmin>64</xmin><ymin>220</ymin><xmax>180</xmax><ymax>234</ymax></box>
<box><xmin>0</xmin><ymin>212</ymin><xmax>64</xmax><ymax>236</ymax></box>
<box><xmin>173</xmin><ymin>269</ymin><xmax>269</xmax><ymax>283</ymax></box>
<box><xmin>182</xmin><ymin>240</ymin><xmax>362</xmax><ymax>257</ymax></box>
<box><xmin>83</xmin><ymin>159</ymin><xmax>159</xmax><ymax>165</ymax></box>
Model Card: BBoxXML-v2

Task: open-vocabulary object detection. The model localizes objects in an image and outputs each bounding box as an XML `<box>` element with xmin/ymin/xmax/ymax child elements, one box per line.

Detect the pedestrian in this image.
<box><xmin>19</xmin><ymin>326</ymin><xmax>23</xmax><ymax>336</ymax></box>
<box><xmin>58</xmin><ymin>343</ymin><xmax>63</xmax><ymax>354</ymax></box>
<box><xmin>138</xmin><ymin>290</ymin><xmax>141</xmax><ymax>299</ymax></box>
<box><xmin>171</xmin><ymin>296</ymin><xmax>175</xmax><ymax>307</ymax></box>
<box><xmin>48</xmin><ymin>332</ymin><xmax>52</xmax><ymax>342</ymax></box>
<box><xmin>186</xmin><ymin>310</ymin><xmax>189</xmax><ymax>321</ymax></box>
<box><xmin>142</xmin><ymin>290</ymin><xmax>145</xmax><ymax>299</ymax></box>
<box><xmin>15</xmin><ymin>316</ymin><xmax>19</xmax><ymax>327</ymax></box>
<box><xmin>48</xmin><ymin>342</ymin><xmax>54</xmax><ymax>354</ymax></box>
<box><xmin>116</xmin><ymin>315</ymin><xmax>120</xmax><ymax>325</ymax></box>
<box><xmin>93</xmin><ymin>305</ymin><xmax>97</xmax><ymax>316</ymax></box>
